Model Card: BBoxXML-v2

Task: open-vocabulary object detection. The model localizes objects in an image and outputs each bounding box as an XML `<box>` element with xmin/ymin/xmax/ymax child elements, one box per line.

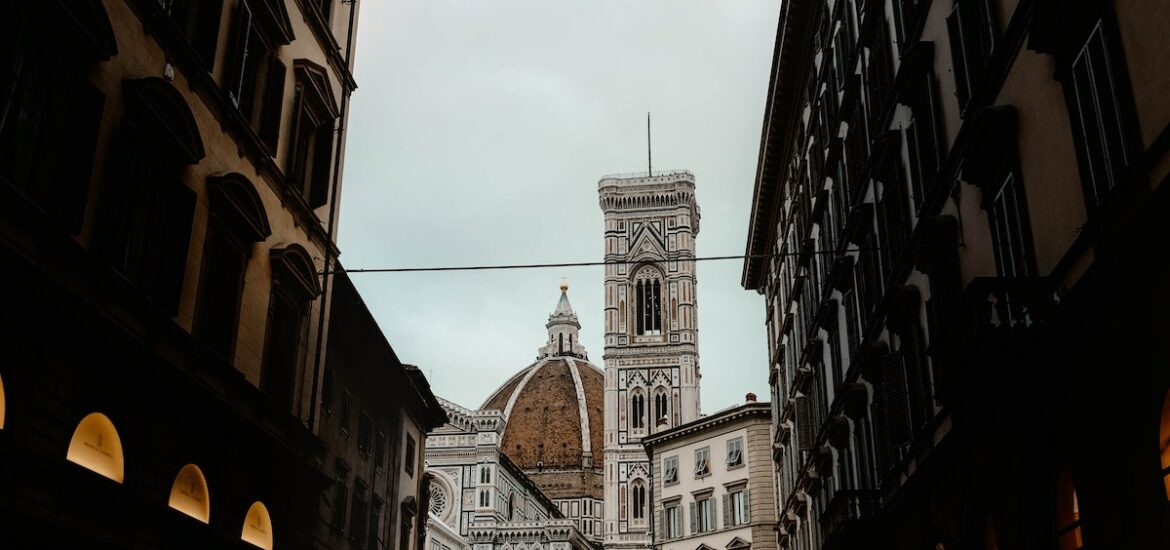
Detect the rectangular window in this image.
<box><xmin>321</xmin><ymin>367</ymin><xmax>334</xmax><ymax>415</ymax></box>
<box><xmin>1067</xmin><ymin>19</ymin><xmax>1132</xmax><ymax>210</ymax></box>
<box><xmin>194</xmin><ymin>226</ymin><xmax>247</xmax><ymax>359</ymax></box>
<box><xmin>988</xmin><ymin>172</ymin><xmax>1036</xmax><ymax>277</ymax></box>
<box><xmin>159</xmin><ymin>0</ymin><xmax>224</xmax><ymax>71</ymax></box>
<box><xmin>664</xmin><ymin>504</ymin><xmax>681</xmax><ymax>539</ymax></box>
<box><xmin>349</xmin><ymin>480</ymin><xmax>368</xmax><ymax>542</ymax></box>
<box><xmin>374</xmin><ymin>432</ymin><xmax>386</xmax><ymax>473</ymax></box>
<box><xmin>725</xmin><ymin>489</ymin><xmax>749</xmax><ymax>527</ymax></box>
<box><xmin>405</xmin><ymin>434</ymin><xmax>416</xmax><ymax>477</ymax></box>
<box><xmin>947</xmin><ymin>0</ymin><xmax>999</xmax><ymax>111</ymax></box>
<box><xmin>726</xmin><ymin>438</ymin><xmax>744</xmax><ymax>467</ymax></box>
<box><xmin>693</xmin><ymin>447</ymin><xmax>710</xmax><ymax>477</ymax></box>
<box><xmin>340</xmin><ymin>391</ymin><xmax>352</xmax><ymax>435</ymax></box>
<box><xmin>696</xmin><ymin>495</ymin><xmax>714</xmax><ymax>533</ymax></box>
<box><xmin>663</xmin><ymin>456</ymin><xmax>678</xmax><ymax>484</ymax></box>
<box><xmin>907</xmin><ymin>72</ymin><xmax>943</xmax><ymax>211</ymax></box>
<box><xmin>358</xmin><ymin>411</ymin><xmax>372</xmax><ymax>454</ymax></box>
<box><xmin>331</xmin><ymin>481</ymin><xmax>348</xmax><ymax>530</ymax></box>
<box><xmin>260</xmin><ymin>289</ymin><xmax>307</xmax><ymax>410</ymax></box>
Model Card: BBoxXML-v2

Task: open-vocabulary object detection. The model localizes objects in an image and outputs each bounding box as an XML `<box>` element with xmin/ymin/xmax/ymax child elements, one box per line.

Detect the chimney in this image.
<box><xmin>745</xmin><ymin>392</ymin><xmax>757</xmax><ymax>403</ymax></box>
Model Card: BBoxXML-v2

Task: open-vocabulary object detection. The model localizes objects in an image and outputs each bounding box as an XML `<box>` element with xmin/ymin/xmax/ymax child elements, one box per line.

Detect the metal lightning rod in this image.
<box><xmin>647</xmin><ymin>112</ymin><xmax>653</xmax><ymax>177</ymax></box>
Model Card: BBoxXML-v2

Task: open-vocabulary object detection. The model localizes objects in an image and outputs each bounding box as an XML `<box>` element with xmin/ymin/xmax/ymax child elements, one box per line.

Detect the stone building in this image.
<box><xmin>742</xmin><ymin>0</ymin><xmax>1170</xmax><ymax>548</ymax></box>
<box><xmin>597</xmin><ymin>171</ymin><xmax>703</xmax><ymax>550</ymax></box>
<box><xmin>0</xmin><ymin>0</ymin><xmax>393</xmax><ymax>548</ymax></box>
<box><xmin>643</xmin><ymin>398</ymin><xmax>777</xmax><ymax>550</ymax></box>
<box><xmin>318</xmin><ymin>271</ymin><xmax>447</xmax><ymax>550</ymax></box>
<box><xmin>423</xmin><ymin>286</ymin><xmax>602</xmax><ymax>550</ymax></box>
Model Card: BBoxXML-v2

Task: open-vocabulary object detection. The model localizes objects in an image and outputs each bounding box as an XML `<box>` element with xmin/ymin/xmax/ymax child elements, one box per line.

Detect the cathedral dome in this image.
<box><xmin>477</xmin><ymin>285</ymin><xmax>605</xmax><ymax>500</ymax></box>
<box><xmin>480</xmin><ymin>356</ymin><xmax>604</xmax><ymax>473</ymax></box>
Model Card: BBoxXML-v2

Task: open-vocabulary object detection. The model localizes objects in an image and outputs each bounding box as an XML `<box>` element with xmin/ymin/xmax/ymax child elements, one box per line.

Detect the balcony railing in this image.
<box><xmin>819</xmin><ymin>489</ymin><xmax>882</xmax><ymax>541</ymax></box>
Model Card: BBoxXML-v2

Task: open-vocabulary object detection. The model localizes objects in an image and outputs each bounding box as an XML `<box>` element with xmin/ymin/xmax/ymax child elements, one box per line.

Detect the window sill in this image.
<box><xmin>727</xmin><ymin>462</ymin><xmax>745</xmax><ymax>471</ymax></box>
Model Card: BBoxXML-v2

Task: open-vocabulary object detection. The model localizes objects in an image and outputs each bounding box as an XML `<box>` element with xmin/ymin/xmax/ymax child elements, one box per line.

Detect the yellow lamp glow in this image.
<box><xmin>242</xmin><ymin>501</ymin><xmax>274</xmax><ymax>549</ymax></box>
<box><xmin>66</xmin><ymin>413</ymin><xmax>124</xmax><ymax>483</ymax></box>
<box><xmin>168</xmin><ymin>464</ymin><xmax>210</xmax><ymax>523</ymax></box>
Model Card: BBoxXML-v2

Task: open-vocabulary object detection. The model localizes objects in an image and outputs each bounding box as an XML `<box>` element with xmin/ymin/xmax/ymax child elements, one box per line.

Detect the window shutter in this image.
<box><xmin>658</xmin><ymin>508</ymin><xmax>664</xmax><ymax>539</ymax></box>
<box><xmin>796</xmin><ymin>396</ymin><xmax>815</xmax><ymax>451</ymax></box>
<box><xmin>722</xmin><ymin>494</ymin><xmax>730</xmax><ymax>528</ymax></box>
<box><xmin>53</xmin><ymin>82</ymin><xmax>105</xmax><ymax>234</ymax></box>
<box><xmin>946</xmin><ymin>3</ymin><xmax>971</xmax><ymax>108</ymax></box>
<box><xmin>882</xmin><ymin>352</ymin><xmax>913</xmax><ymax>445</ymax></box>
<box><xmin>192</xmin><ymin>0</ymin><xmax>224</xmax><ymax>71</ymax></box>
<box><xmin>308</xmin><ymin>125</ymin><xmax>335</xmax><ymax>208</ymax></box>
<box><xmin>259</xmin><ymin>56</ymin><xmax>287</xmax><ymax>154</ymax></box>
<box><xmin>744</xmin><ymin>489</ymin><xmax>751</xmax><ymax>522</ymax></box>
<box><xmin>228</xmin><ymin>0</ymin><xmax>253</xmax><ymax>104</ymax></box>
<box><xmin>151</xmin><ymin>181</ymin><xmax>196</xmax><ymax>315</ymax></box>
<box><xmin>689</xmin><ymin>502</ymin><xmax>697</xmax><ymax>534</ymax></box>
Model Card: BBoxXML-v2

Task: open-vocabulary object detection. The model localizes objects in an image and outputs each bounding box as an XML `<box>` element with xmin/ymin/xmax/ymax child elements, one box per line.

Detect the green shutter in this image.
<box><xmin>744</xmin><ymin>489</ymin><xmax>751</xmax><ymax>523</ymax></box>
<box><xmin>722</xmin><ymin>494</ymin><xmax>730</xmax><ymax>527</ymax></box>
<box><xmin>689</xmin><ymin>502</ymin><xmax>697</xmax><ymax>534</ymax></box>
<box><xmin>658</xmin><ymin>508</ymin><xmax>665</xmax><ymax>540</ymax></box>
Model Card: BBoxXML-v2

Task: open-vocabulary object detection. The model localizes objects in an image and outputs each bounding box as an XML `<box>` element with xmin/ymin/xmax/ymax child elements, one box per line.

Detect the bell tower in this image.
<box><xmin>598</xmin><ymin>170</ymin><xmax>701</xmax><ymax>550</ymax></box>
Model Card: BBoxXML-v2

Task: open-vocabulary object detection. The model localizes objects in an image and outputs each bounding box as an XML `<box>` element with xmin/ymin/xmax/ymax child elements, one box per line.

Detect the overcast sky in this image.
<box><xmin>336</xmin><ymin>0</ymin><xmax>781</xmax><ymax>413</ymax></box>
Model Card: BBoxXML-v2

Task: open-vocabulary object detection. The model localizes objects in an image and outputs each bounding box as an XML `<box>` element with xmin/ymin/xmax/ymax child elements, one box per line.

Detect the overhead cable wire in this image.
<box><xmin>332</xmin><ymin>243</ymin><xmax>960</xmax><ymax>274</ymax></box>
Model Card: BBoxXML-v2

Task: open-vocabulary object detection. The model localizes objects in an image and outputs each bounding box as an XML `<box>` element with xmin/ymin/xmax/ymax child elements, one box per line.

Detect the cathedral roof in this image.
<box><xmin>479</xmin><ymin>356</ymin><xmax>604</xmax><ymax>484</ymax></box>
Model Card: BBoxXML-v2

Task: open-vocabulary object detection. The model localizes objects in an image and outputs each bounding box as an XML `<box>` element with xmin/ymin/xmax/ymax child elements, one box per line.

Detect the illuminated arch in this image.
<box><xmin>1161</xmin><ymin>387</ymin><xmax>1170</xmax><ymax>500</ymax></box>
<box><xmin>168</xmin><ymin>464</ymin><xmax>210</xmax><ymax>523</ymax></box>
<box><xmin>241</xmin><ymin>501</ymin><xmax>274</xmax><ymax>549</ymax></box>
<box><xmin>1056</xmin><ymin>468</ymin><xmax>1083</xmax><ymax>550</ymax></box>
<box><xmin>0</xmin><ymin>372</ymin><xmax>6</xmax><ymax>429</ymax></box>
<box><xmin>66</xmin><ymin>412</ymin><xmax>124</xmax><ymax>483</ymax></box>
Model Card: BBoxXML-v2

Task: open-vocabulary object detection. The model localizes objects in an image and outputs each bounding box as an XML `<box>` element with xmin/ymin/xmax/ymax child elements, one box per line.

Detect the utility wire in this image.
<box><xmin>333</xmin><ymin>243</ymin><xmax>959</xmax><ymax>274</ymax></box>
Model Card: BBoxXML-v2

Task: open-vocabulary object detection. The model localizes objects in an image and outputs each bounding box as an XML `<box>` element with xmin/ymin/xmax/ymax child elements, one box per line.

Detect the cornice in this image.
<box><xmin>642</xmin><ymin>403</ymin><xmax>771</xmax><ymax>447</ymax></box>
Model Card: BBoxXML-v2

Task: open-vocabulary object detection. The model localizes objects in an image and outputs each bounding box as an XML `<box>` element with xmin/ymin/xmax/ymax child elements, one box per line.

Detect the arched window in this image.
<box><xmin>262</xmin><ymin>244</ymin><xmax>321</xmax><ymax>410</ymax></box>
<box><xmin>1057</xmin><ymin>468</ymin><xmax>1083</xmax><ymax>550</ymax></box>
<box><xmin>242</xmin><ymin>501</ymin><xmax>274</xmax><ymax>549</ymax></box>
<box><xmin>99</xmin><ymin>77</ymin><xmax>205</xmax><ymax>316</ymax></box>
<box><xmin>631</xmin><ymin>480</ymin><xmax>646</xmax><ymax>519</ymax></box>
<box><xmin>196</xmin><ymin>173</ymin><xmax>271</xmax><ymax>361</ymax></box>
<box><xmin>1161</xmin><ymin>387</ymin><xmax>1170</xmax><ymax>500</ymax></box>
<box><xmin>66</xmin><ymin>412</ymin><xmax>124</xmax><ymax>483</ymax></box>
<box><xmin>634</xmin><ymin>269</ymin><xmax>663</xmax><ymax>336</ymax></box>
<box><xmin>0</xmin><ymin>372</ymin><xmax>6</xmax><ymax>429</ymax></box>
<box><xmin>654</xmin><ymin>389</ymin><xmax>668</xmax><ymax>426</ymax></box>
<box><xmin>480</xmin><ymin>465</ymin><xmax>491</xmax><ymax>484</ymax></box>
<box><xmin>169</xmin><ymin>464</ymin><xmax>210</xmax><ymax>523</ymax></box>
<box><xmin>630</xmin><ymin>390</ymin><xmax>645</xmax><ymax>429</ymax></box>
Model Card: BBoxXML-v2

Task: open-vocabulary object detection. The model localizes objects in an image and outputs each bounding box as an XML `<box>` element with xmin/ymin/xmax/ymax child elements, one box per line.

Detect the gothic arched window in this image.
<box><xmin>631</xmin><ymin>480</ymin><xmax>646</xmax><ymax>519</ymax></box>
<box><xmin>634</xmin><ymin>268</ymin><xmax>663</xmax><ymax>336</ymax></box>
<box><xmin>654</xmin><ymin>388</ymin><xmax>669</xmax><ymax>426</ymax></box>
<box><xmin>1057</xmin><ymin>468</ymin><xmax>1083</xmax><ymax>550</ymax></box>
<box><xmin>630</xmin><ymin>390</ymin><xmax>645</xmax><ymax>429</ymax></box>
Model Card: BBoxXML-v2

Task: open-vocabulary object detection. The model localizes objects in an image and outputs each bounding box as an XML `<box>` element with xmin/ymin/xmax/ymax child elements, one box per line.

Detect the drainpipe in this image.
<box><xmin>308</xmin><ymin>0</ymin><xmax>358</xmax><ymax>432</ymax></box>
<box><xmin>646</xmin><ymin>444</ymin><xmax>656</xmax><ymax>550</ymax></box>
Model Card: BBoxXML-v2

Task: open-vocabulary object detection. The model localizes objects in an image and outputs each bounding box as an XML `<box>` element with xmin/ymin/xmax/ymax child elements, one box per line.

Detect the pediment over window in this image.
<box><xmin>248</xmin><ymin>0</ymin><xmax>295</xmax><ymax>46</ymax></box>
<box><xmin>270</xmin><ymin>244</ymin><xmax>321</xmax><ymax>300</ymax></box>
<box><xmin>696</xmin><ymin>544</ymin><xmax>716</xmax><ymax>550</ymax></box>
<box><xmin>726</xmin><ymin>537</ymin><xmax>751</xmax><ymax>550</ymax></box>
<box><xmin>209</xmin><ymin>173</ymin><xmax>272</xmax><ymax>243</ymax></box>
<box><xmin>22</xmin><ymin>0</ymin><xmax>118</xmax><ymax>61</ymax></box>
<box><xmin>123</xmin><ymin>77</ymin><xmax>206</xmax><ymax>165</ymax></box>
<box><xmin>294</xmin><ymin>59</ymin><xmax>340</xmax><ymax>121</ymax></box>
<box><xmin>628</xmin><ymin>226</ymin><xmax>667</xmax><ymax>261</ymax></box>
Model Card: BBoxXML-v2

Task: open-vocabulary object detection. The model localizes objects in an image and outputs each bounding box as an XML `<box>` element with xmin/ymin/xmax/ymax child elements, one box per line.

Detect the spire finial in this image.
<box><xmin>560</xmin><ymin>278</ymin><xmax>569</xmax><ymax>292</ymax></box>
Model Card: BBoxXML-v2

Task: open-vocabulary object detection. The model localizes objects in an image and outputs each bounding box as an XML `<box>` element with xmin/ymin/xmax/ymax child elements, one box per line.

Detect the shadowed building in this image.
<box><xmin>0</xmin><ymin>0</ymin><xmax>416</xmax><ymax>548</ymax></box>
<box><xmin>743</xmin><ymin>0</ymin><xmax>1170</xmax><ymax>548</ymax></box>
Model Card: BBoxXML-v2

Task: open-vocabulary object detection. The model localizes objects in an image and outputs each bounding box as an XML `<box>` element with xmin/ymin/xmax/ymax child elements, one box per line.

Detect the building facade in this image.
<box><xmin>597</xmin><ymin>171</ymin><xmax>703</xmax><ymax>550</ymax></box>
<box><xmin>644</xmin><ymin>399</ymin><xmax>778</xmax><ymax>550</ymax></box>
<box><xmin>423</xmin><ymin>287</ymin><xmax>602</xmax><ymax>550</ymax></box>
<box><xmin>0</xmin><ymin>0</ymin><xmax>372</xmax><ymax>548</ymax></box>
<box><xmin>423</xmin><ymin>398</ymin><xmax>593</xmax><ymax>550</ymax></box>
<box><xmin>317</xmin><ymin>271</ymin><xmax>447</xmax><ymax>550</ymax></box>
<box><xmin>743</xmin><ymin>0</ymin><xmax>1170</xmax><ymax>548</ymax></box>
